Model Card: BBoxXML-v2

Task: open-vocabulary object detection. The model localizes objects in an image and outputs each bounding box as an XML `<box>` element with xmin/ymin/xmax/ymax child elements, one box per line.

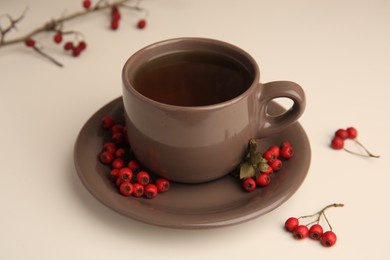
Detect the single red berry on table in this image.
<box><xmin>144</xmin><ymin>184</ymin><xmax>158</xmax><ymax>199</ymax></box>
<box><xmin>156</xmin><ymin>178</ymin><xmax>170</xmax><ymax>193</ymax></box>
<box><xmin>83</xmin><ymin>0</ymin><xmax>92</xmax><ymax>9</ymax></box>
<box><xmin>280</xmin><ymin>145</ymin><xmax>293</xmax><ymax>159</ymax></box>
<box><xmin>263</xmin><ymin>150</ymin><xmax>277</xmax><ymax>164</ymax></box>
<box><xmin>128</xmin><ymin>160</ymin><xmax>140</xmax><ymax>171</ymax></box>
<box><xmin>53</xmin><ymin>33</ymin><xmax>63</xmax><ymax>44</ymax></box>
<box><xmin>335</xmin><ymin>129</ymin><xmax>349</xmax><ymax>140</ymax></box>
<box><xmin>256</xmin><ymin>173</ymin><xmax>270</xmax><ymax>187</ymax></box>
<box><xmin>242</xmin><ymin>178</ymin><xmax>256</xmax><ymax>192</ymax></box>
<box><xmin>270</xmin><ymin>159</ymin><xmax>282</xmax><ymax>171</ymax></box>
<box><xmin>331</xmin><ymin>136</ymin><xmax>344</xmax><ymax>150</ymax></box>
<box><xmin>64</xmin><ymin>41</ymin><xmax>74</xmax><ymax>51</ymax></box>
<box><xmin>25</xmin><ymin>39</ymin><xmax>36</xmax><ymax>47</ymax></box>
<box><xmin>101</xmin><ymin>116</ymin><xmax>115</xmax><ymax>129</ymax></box>
<box><xmin>293</xmin><ymin>225</ymin><xmax>309</xmax><ymax>239</ymax></box>
<box><xmin>111</xmin><ymin>19</ymin><xmax>119</xmax><ymax>30</ymax></box>
<box><xmin>137</xmin><ymin>19</ymin><xmax>146</xmax><ymax>29</ymax></box>
<box><xmin>111</xmin><ymin>158</ymin><xmax>125</xmax><ymax>169</ymax></box>
<box><xmin>103</xmin><ymin>142</ymin><xmax>117</xmax><ymax>154</ymax></box>
<box><xmin>132</xmin><ymin>183</ymin><xmax>144</xmax><ymax>197</ymax></box>
<box><xmin>99</xmin><ymin>151</ymin><xmax>114</xmax><ymax>164</ymax></box>
<box><xmin>309</xmin><ymin>224</ymin><xmax>323</xmax><ymax>240</ymax></box>
<box><xmin>347</xmin><ymin>127</ymin><xmax>358</xmax><ymax>139</ymax></box>
<box><xmin>72</xmin><ymin>46</ymin><xmax>82</xmax><ymax>57</ymax></box>
<box><xmin>78</xmin><ymin>41</ymin><xmax>87</xmax><ymax>50</ymax></box>
<box><xmin>321</xmin><ymin>231</ymin><xmax>337</xmax><ymax>247</ymax></box>
<box><xmin>118</xmin><ymin>167</ymin><xmax>133</xmax><ymax>182</ymax></box>
<box><xmin>119</xmin><ymin>181</ymin><xmax>133</xmax><ymax>196</ymax></box>
<box><xmin>136</xmin><ymin>171</ymin><xmax>150</xmax><ymax>185</ymax></box>
<box><xmin>111</xmin><ymin>6</ymin><xmax>121</xmax><ymax>20</ymax></box>
<box><xmin>284</xmin><ymin>217</ymin><xmax>299</xmax><ymax>232</ymax></box>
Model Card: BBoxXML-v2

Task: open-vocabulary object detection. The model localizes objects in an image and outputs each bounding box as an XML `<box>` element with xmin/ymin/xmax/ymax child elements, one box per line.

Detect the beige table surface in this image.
<box><xmin>1</xmin><ymin>0</ymin><xmax>389</xmax><ymax>259</ymax></box>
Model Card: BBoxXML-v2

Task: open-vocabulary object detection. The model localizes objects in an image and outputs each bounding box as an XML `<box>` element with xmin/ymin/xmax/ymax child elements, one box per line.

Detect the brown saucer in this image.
<box><xmin>74</xmin><ymin>97</ymin><xmax>311</xmax><ymax>229</ymax></box>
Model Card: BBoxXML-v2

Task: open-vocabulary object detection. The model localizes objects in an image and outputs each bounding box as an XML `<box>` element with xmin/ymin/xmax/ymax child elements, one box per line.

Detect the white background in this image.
<box><xmin>1</xmin><ymin>0</ymin><xmax>389</xmax><ymax>259</ymax></box>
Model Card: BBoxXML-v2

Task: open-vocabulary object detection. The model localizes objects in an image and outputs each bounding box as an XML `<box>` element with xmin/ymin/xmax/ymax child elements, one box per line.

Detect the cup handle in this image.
<box><xmin>256</xmin><ymin>81</ymin><xmax>306</xmax><ymax>138</ymax></box>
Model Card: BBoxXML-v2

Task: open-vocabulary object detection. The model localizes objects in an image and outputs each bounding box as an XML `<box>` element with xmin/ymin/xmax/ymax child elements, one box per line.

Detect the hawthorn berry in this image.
<box><xmin>101</xmin><ymin>116</ymin><xmax>115</xmax><ymax>129</ymax></box>
<box><xmin>156</xmin><ymin>178</ymin><xmax>170</xmax><ymax>193</ymax></box>
<box><xmin>25</xmin><ymin>39</ymin><xmax>36</xmax><ymax>47</ymax></box>
<box><xmin>331</xmin><ymin>136</ymin><xmax>344</xmax><ymax>150</ymax></box>
<box><xmin>132</xmin><ymin>183</ymin><xmax>144</xmax><ymax>197</ymax></box>
<box><xmin>293</xmin><ymin>225</ymin><xmax>309</xmax><ymax>239</ymax></box>
<box><xmin>284</xmin><ymin>217</ymin><xmax>299</xmax><ymax>232</ymax></box>
<box><xmin>137</xmin><ymin>19</ymin><xmax>146</xmax><ymax>29</ymax></box>
<box><xmin>263</xmin><ymin>150</ymin><xmax>277</xmax><ymax>164</ymax></box>
<box><xmin>270</xmin><ymin>159</ymin><xmax>282</xmax><ymax>171</ymax></box>
<box><xmin>144</xmin><ymin>184</ymin><xmax>158</xmax><ymax>199</ymax></box>
<box><xmin>108</xmin><ymin>168</ymin><xmax>119</xmax><ymax>182</ymax></box>
<box><xmin>256</xmin><ymin>173</ymin><xmax>270</xmax><ymax>187</ymax></box>
<box><xmin>309</xmin><ymin>224</ymin><xmax>323</xmax><ymax>240</ymax></box>
<box><xmin>99</xmin><ymin>151</ymin><xmax>114</xmax><ymax>164</ymax></box>
<box><xmin>111</xmin><ymin>6</ymin><xmax>121</xmax><ymax>20</ymax></box>
<box><xmin>115</xmin><ymin>148</ymin><xmax>126</xmax><ymax>158</ymax></box>
<box><xmin>261</xmin><ymin>165</ymin><xmax>273</xmax><ymax>175</ymax></box>
<box><xmin>335</xmin><ymin>129</ymin><xmax>349</xmax><ymax>140</ymax></box>
<box><xmin>281</xmin><ymin>141</ymin><xmax>292</xmax><ymax>148</ymax></box>
<box><xmin>83</xmin><ymin>0</ymin><xmax>92</xmax><ymax>9</ymax></box>
<box><xmin>118</xmin><ymin>167</ymin><xmax>133</xmax><ymax>182</ymax></box>
<box><xmin>64</xmin><ymin>41</ymin><xmax>74</xmax><ymax>51</ymax></box>
<box><xmin>103</xmin><ymin>142</ymin><xmax>117</xmax><ymax>154</ymax></box>
<box><xmin>321</xmin><ymin>231</ymin><xmax>337</xmax><ymax>247</ymax></box>
<box><xmin>280</xmin><ymin>145</ymin><xmax>293</xmax><ymax>159</ymax></box>
<box><xmin>119</xmin><ymin>181</ymin><xmax>133</xmax><ymax>196</ymax></box>
<box><xmin>111</xmin><ymin>19</ymin><xmax>119</xmax><ymax>30</ymax></box>
<box><xmin>112</xmin><ymin>132</ymin><xmax>124</xmax><ymax>144</ymax></box>
<box><xmin>72</xmin><ymin>46</ymin><xmax>82</xmax><ymax>57</ymax></box>
<box><xmin>242</xmin><ymin>178</ymin><xmax>256</xmax><ymax>192</ymax></box>
<box><xmin>136</xmin><ymin>171</ymin><xmax>150</xmax><ymax>185</ymax></box>
<box><xmin>346</xmin><ymin>127</ymin><xmax>358</xmax><ymax>139</ymax></box>
<box><xmin>111</xmin><ymin>124</ymin><xmax>124</xmax><ymax>134</ymax></box>
<box><xmin>53</xmin><ymin>33</ymin><xmax>63</xmax><ymax>44</ymax></box>
<box><xmin>111</xmin><ymin>158</ymin><xmax>125</xmax><ymax>169</ymax></box>
<box><xmin>268</xmin><ymin>145</ymin><xmax>280</xmax><ymax>158</ymax></box>
<box><xmin>78</xmin><ymin>41</ymin><xmax>87</xmax><ymax>51</ymax></box>
<box><xmin>128</xmin><ymin>160</ymin><xmax>140</xmax><ymax>172</ymax></box>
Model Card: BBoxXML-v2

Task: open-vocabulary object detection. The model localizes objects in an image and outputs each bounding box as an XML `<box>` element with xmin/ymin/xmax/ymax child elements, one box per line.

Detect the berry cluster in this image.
<box><xmin>241</xmin><ymin>141</ymin><xmax>294</xmax><ymax>192</ymax></box>
<box><xmin>331</xmin><ymin>126</ymin><xmax>379</xmax><ymax>158</ymax></box>
<box><xmin>284</xmin><ymin>203</ymin><xmax>344</xmax><ymax>247</ymax></box>
<box><xmin>98</xmin><ymin>115</ymin><xmax>170</xmax><ymax>199</ymax></box>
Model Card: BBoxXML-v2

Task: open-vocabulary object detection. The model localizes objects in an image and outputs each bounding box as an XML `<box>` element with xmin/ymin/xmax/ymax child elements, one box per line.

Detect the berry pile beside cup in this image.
<box><xmin>98</xmin><ymin>115</ymin><xmax>170</xmax><ymax>199</ymax></box>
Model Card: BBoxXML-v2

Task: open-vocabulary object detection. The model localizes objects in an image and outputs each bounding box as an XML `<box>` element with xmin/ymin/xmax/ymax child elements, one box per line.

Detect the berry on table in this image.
<box><xmin>137</xmin><ymin>19</ymin><xmax>147</xmax><ymax>29</ymax></box>
<box><xmin>25</xmin><ymin>39</ymin><xmax>36</xmax><ymax>47</ymax></box>
<box><xmin>309</xmin><ymin>224</ymin><xmax>323</xmax><ymax>240</ymax></box>
<box><xmin>284</xmin><ymin>217</ymin><xmax>299</xmax><ymax>232</ymax></box>
<box><xmin>53</xmin><ymin>33</ymin><xmax>63</xmax><ymax>44</ymax></box>
<box><xmin>321</xmin><ymin>231</ymin><xmax>337</xmax><ymax>247</ymax></box>
<box><xmin>293</xmin><ymin>225</ymin><xmax>309</xmax><ymax>239</ymax></box>
<box><xmin>346</xmin><ymin>127</ymin><xmax>358</xmax><ymax>139</ymax></box>
<box><xmin>144</xmin><ymin>184</ymin><xmax>158</xmax><ymax>199</ymax></box>
<box><xmin>119</xmin><ymin>181</ymin><xmax>133</xmax><ymax>196</ymax></box>
<box><xmin>64</xmin><ymin>41</ymin><xmax>74</xmax><ymax>51</ymax></box>
<box><xmin>331</xmin><ymin>136</ymin><xmax>344</xmax><ymax>150</ymax></box>
<box><xmin>83</xmin><ymin>0</ymin><xmax>92</xmax><ymax>9</ymax></box>
<box><xmin>335</xmin><ymin>129</ymin><xmax>349</xmax><ymax>140</ymax></box>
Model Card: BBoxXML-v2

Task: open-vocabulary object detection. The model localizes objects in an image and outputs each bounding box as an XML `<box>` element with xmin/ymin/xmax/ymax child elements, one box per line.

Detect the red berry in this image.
<box><xmin>119</xmin><ymin>181</ymin><xmax>133</xmax><ymax>196</ymax></box>
<box><xmin>285</xmin><ymin>217</ymin><xmax>299</xmax><ymax>232</ymax></box>
<box><xmin>103</xmin><ymin>142</ymin><xmax>117</xmax><ymax>154</ymax></box>
<box><xmin>263</xmin><ymin>150</ymin><xmax>277</xmax><ymax>164</ymax></box>
<box><xmin>99</xmin><ymin>151</ymin><xmax>114</xmax><ymax>164</ymax></box>
<box><xmin>281</xmin><ymin>141</ymin><xmax>292</xmax><ymax>148</ymax></box>
<box><xmin>25</xmin><ymin>39</ymin><xmax>36</xmax><ymax>47</ymax></box>
<box><xmin>115</xmin><ymin>148</ymin><xmax>126</xmax><ymax>158</ymax></box>
<box><xmin>108</xmin><ymin>168</ymin><xmax>119</xmax><ymax>182</ymax></box>
<box><xmin>256</xmin><ymin>173</ymin><xmax>270</xmax><ymax>187</ymax></box>
<box><xmin>242</xmin><ymin>178</ymin><xmax>256</xmax><ymax>192</ymax></box>
<box><xmin>111</xmin><ymin>132</ymin><xmax>124</xmax><ymax>144</ymax></box>
<box><xmin>268</xmin><ymin>145</ymin><xmax>280</xmax><ymax>158</ymax></box>
<box><xmin>53</xmin><ymin>33</ymin><xmax>63</xmax><ymax>44</ymax></box>
<box><xmin>101</xmin><ymin>116</ymin><xmax>115</xmax><ymax>129</ymax></box>
<box><xmin>347</xmin><ymin>127</ymin><xmax>358</xmax><ymax>139</ymax></box>
<box><xmin>293</xmin><ymin>225</ymin><xmax>309</xmax><ymax>239</ymax></box>
<box><xmin>118</xmin><ymin>167</ymin><xmax>133</xmax><ymax>182</ymax></box>
<box><xmin>309</xmin><ymin>224</ymin><xmax>323</xmax><ymax>240</ymax></box>
<box><xmin>280</xmin><ymin>145</ymin><xmax>293</xmax><ymax>159</ymax></box>
<box><xmin>83</xmin><ymin>0</ymin><xmax>92</xmax><ymax>9</ymax></box>
<box><xmin>270</xmin><ymin>159</ymin><xmax>282</xmax><ymax>171</ymax></box>
<box><xmin>335</xmin><ymin>129</ymin><xmax>349</xmax><ymax>140</ymax></box>
<box><xmin>128</xmin><ymin>160</ymin><xmax>141</xmax><ymax>172</ymax></box>
<box><xmin>137</xmin><ymin>19</ymin><xmax>146</xmax><ymax>29</ymax></box>
<box><xmin>331</xmin><ymin>136</ymin><xmax>344</xmax><ymax>150</ymax></box>
<box><xmin>64</xmin><ymin>41</ymin><xmax>74</xmax><ymax>51</ymax></box>
<box><xmin>132</xmin><ymin>183</ymin><xmax>144</xmax><ymax>197</ymax></box>
<box><xmin>321</xmin><ymin>231</ymin><xmax>337</xmax><ymax>247</ymax></box>
<box><xmin>111</xmin><ymin>124</ymin><xmax>124</xmax><ymax>134</ymax></box>
<box><xmin>111</xmin><ymin>158</ymin><xmax>125</xmax><ymax>169</ymax></box>
<box><xmin>156</xmin><ymin>178</ymin><xmax>170</xmax><ymax>193</ymax></box>
<box><xmin>136</xmin><ymin>171</ymin><xmax>150</xmax><ymax>185</ymax></box>
<box><xmin>111</xmin><ymin>19</ymin><xmax>119</xmax><ymax>30</ymax></box>
<box><xmin>111</xmin><ymin>6</ymin><xmax>121</xmax><ymax>20</ymax></box>
<box><xmin>78</xmin><ymin>41</ymin><xmax>87</xmax><ymax>50</ymax></box>
<box><xmin>144</xmin><ymin>184</ymin><xmax>158</xmax><ymax>199</ymax></box>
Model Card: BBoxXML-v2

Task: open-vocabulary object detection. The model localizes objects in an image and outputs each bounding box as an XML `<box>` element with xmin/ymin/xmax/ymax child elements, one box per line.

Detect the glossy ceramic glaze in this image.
<box><xmin>122</xmin><ymin>38</ymin><xmax>306</xmax><ymax>183</ymax></box>
<box><xmin>74</xmin><ymin>97</ymin><xmax>311</xmax><ymax>229</ymax></box>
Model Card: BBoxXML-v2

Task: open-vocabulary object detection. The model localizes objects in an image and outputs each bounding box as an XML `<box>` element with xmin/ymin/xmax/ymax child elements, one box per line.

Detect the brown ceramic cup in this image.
<box><xmin>122</xmin><ymin>38</ymin><xmax>305</xmax><ymax>184</ymax></box>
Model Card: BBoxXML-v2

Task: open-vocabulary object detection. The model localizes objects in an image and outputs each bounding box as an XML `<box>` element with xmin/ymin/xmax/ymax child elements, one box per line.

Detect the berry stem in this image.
<box><xmin>298</xmin><ymin>203</ymin><xmax>344</xmax><ymax>227</ymax></box>
<box><xmin>348</xmin><ymin>139</ymin><xmax>380</xmax><ymax>158</ymax></box>
<box><xmin>32</xmin><ymin>45</ymin><xmax>63</xmax><ymax>67</ymax></box>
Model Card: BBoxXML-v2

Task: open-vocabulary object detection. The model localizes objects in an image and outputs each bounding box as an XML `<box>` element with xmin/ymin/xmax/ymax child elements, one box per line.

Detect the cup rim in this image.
<box><xmin>122</xmin><ymin>37</ymin><xmax>260</xmax><ymax>111</ymax></box>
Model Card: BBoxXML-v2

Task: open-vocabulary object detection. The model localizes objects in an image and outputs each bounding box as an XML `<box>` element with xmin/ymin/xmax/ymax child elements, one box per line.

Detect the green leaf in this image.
<box><xmin>258</xmin><ymin>161</ymin><xmax>269</xmax><ymax>173</ymax></box>
<box><xmin>240</xmin><ymin>162</ymin><xmax>255</xmax><ymax>179</ymax></box>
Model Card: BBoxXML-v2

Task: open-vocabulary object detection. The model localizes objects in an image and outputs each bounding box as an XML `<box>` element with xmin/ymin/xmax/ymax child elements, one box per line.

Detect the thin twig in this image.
<box><xmin>33</xmin><ymin>46</ymin><xmax>63</xmax><ymax>67</ymax></box>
